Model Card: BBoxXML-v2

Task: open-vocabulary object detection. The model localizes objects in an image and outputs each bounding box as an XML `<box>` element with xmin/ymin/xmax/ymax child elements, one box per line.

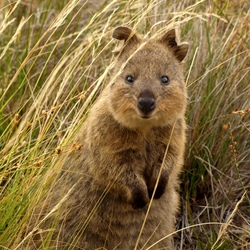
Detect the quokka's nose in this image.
<box><xmin>138</xmin><ymin>97</ymin><xmax>156</xmax><ymax>115</ymax></box>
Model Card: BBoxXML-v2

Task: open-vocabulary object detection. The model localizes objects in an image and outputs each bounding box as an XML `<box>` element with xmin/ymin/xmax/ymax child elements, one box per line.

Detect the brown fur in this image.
<box><xmin>25</xmin><ymin>26</ymin><xmax>188</xmax><ymax>249</ymax></box>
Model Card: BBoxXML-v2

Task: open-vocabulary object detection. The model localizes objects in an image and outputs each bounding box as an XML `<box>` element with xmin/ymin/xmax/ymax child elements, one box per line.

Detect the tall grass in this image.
<box><xmin>0</xmin><ymin>0</ymin><xmax>249</xmax><ymax>249</ymax></box>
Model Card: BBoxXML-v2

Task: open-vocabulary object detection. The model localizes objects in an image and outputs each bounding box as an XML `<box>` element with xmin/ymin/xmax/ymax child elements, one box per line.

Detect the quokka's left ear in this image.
<box><xmin>159</xmin><ymin>29</ymin><xmax>189</xmax><ymax>61</ymax></box>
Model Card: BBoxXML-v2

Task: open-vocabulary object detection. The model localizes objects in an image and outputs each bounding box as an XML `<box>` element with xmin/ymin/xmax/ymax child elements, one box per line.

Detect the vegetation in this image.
<box><xmin>0</xmin><ymin>0</ymin><xmax>249</xmax><ymax>249</ymax></box>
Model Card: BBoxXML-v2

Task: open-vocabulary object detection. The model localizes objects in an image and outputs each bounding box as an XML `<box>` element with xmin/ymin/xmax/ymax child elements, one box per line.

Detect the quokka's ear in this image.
<box><xmin>113</xmin><ymin>26</ymin><xmax>140</xmax><ymax>42</ymax></box>
<box><xmin>112</xmin><ymin>26</ymin><xmax>141</xmax><ymax>56</ymax></box>
<box><xmin>159</xmin><ymin>29</ymin><xmax>189</xmax><ymax>61</ymax></box>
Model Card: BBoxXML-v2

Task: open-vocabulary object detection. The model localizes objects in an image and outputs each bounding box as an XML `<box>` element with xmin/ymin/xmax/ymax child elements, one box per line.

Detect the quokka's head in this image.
<box><xmin>108</xmin><ymin>26</ymin><xmax>189</xmax><ymax>130</ymax></box>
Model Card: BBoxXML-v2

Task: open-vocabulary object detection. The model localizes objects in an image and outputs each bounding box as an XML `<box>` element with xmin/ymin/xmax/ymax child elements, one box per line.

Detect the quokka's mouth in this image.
<box><xmin>139</xmin><ymin>114</ymin><xmax>152</xmax><ymax>119</ymax></box>
<box><xmin>137</xmin><ymin>109</ymin><xmax>155</xmax><ymax>119</ymax></box>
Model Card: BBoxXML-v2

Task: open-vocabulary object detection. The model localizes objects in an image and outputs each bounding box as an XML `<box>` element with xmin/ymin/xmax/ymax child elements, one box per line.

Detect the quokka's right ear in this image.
<box><xmin>112</xmin><ymin>26</ymin><xmax>141</xmax><ymax>56</ymax></box>
<box><xmin>113</xmin><ymin>26</ymin><xmax>140</xmax><ymax>42</ymax></box>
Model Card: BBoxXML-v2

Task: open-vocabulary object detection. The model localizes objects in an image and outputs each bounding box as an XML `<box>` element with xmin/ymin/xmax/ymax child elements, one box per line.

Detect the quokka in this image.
<box><xmin>25</xmin><ymin>26</ymin><xmax>189</xmax><ymax>250</ymax></box>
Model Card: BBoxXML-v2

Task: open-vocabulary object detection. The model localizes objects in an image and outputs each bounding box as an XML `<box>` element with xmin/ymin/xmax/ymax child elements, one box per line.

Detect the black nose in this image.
<box><xmin>138</xmin><ymin>97</ymin><xmax>156</xmax><ymax>115</ymax></box>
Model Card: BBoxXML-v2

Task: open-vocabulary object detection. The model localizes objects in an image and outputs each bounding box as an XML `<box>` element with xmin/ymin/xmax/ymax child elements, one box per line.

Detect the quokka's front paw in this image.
<box><xmin>131</xmin><ymin>187</ymin><xmax>149</xmax><ymax>209</ymax></box>
<box><xmin>148</xmin><ymin>176</ymin><xmax>168</xmax><ymax>199</ymax></box>
<box><xmin>153</xmin><ymin>178</ymin><xmax>167</xmax><ymax>199</ymax></box>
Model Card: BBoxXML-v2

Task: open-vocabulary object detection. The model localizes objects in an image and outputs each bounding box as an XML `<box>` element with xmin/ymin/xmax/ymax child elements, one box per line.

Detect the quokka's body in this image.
<box><xmin>26</xmin><ymin>26</ymin><xmax>189</xmax><ymax>249</ymax></box>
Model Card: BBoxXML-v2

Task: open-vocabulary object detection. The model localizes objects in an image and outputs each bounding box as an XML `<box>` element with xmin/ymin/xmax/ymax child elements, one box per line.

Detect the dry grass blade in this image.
<box><xmin>0</xmin><ymin>16</ymin><xmax>31</xmax><ymax>60</ymax></box>
<box><xmin>211</xmin><ymin>192</ymin><xmax>247</xmax><ymax>250</ymax></box>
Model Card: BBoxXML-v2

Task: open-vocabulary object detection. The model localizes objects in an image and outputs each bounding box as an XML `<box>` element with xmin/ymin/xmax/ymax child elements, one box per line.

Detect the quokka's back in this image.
<box><xmin>24</xmin><ymin>26</ymin><xmax>189</xmax><ymax>250</ymax></box>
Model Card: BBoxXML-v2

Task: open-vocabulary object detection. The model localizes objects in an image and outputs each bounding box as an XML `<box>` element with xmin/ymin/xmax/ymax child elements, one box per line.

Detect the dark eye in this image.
<box><xmin>126</xmin><ymin>75</ymin><xmax>134</xmax><ymax>84</ymax></box>
<box><xmin>161</xmin><ymin>75</ymin><xmax>169</xmax><ymax>85</ymax></box>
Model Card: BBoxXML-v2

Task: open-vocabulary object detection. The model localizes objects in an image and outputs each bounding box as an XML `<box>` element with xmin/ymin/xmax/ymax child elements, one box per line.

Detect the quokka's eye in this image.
<box><xmin>161</xmin><ymin>75</ymin><xmax>169</xmax><ymax>85</ymax></box>
<box><xmin>126</xmin><ymin>75</ymin><xmax>134</xmax><ymax>84</ymax></box>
